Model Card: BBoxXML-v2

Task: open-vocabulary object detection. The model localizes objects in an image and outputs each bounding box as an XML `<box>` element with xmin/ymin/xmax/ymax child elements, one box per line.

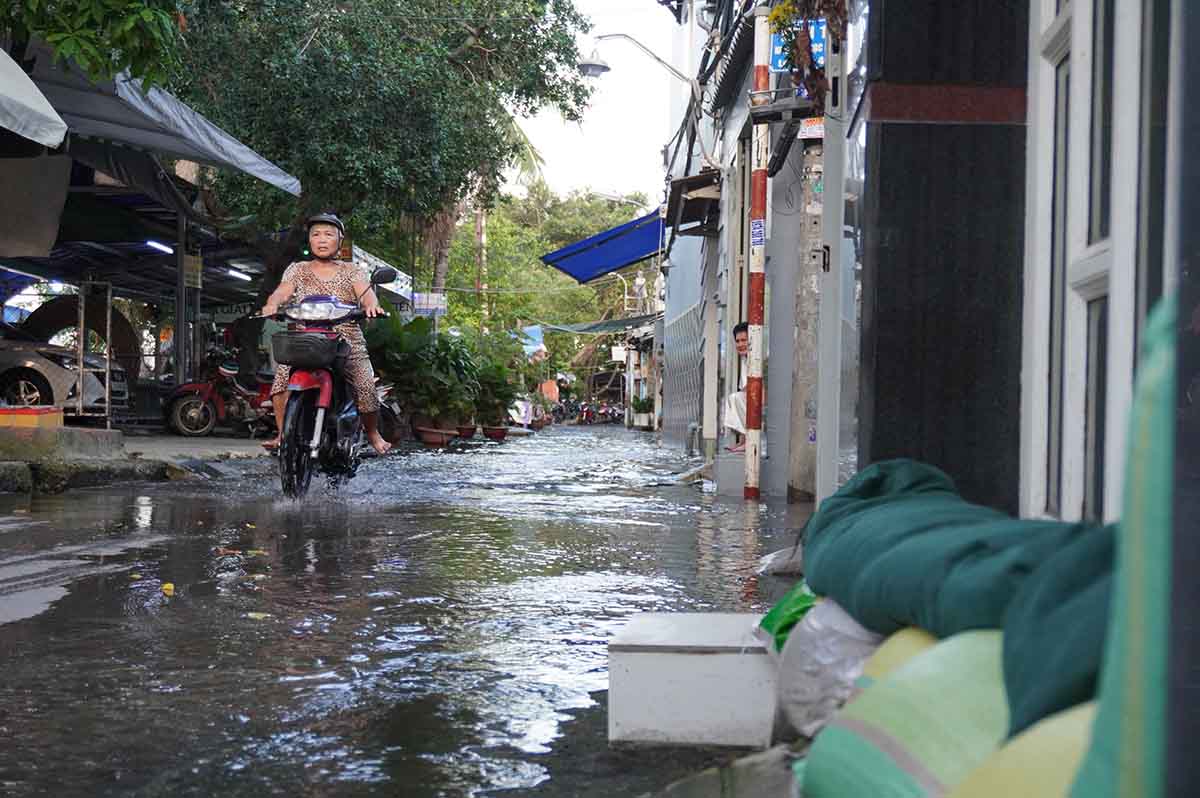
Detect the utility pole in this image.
<box><xmin>744</xmin><ymin>7</ymin><xmax>771</xmax><ymax>501</ymax></box>
<box><xmin>475</xmin><ymin>206</ymin><xmax>488</xmax><ymax>333</ymax></box>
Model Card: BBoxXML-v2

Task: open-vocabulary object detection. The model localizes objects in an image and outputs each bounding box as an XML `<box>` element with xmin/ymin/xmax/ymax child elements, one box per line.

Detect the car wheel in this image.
<box><xmin>0</xmin><ymin>370</ymin><xmax>53</xmax><ymax>407</ymax></box>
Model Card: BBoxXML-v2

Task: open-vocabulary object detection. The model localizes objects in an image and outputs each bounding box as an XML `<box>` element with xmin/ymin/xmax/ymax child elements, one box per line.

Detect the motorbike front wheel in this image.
<box><xmin>170</xmin><ymin>396</ymin><xmax>217</xmax><ymax>437</ymax></box>
<box><xmin>280</xmin><ymin>391</ymin><xmax>317</xmax><ymax>498</ymax></box>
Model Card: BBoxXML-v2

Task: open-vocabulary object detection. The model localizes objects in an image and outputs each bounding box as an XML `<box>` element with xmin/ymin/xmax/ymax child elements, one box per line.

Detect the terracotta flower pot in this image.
<box><xmin>481</xmin><ymin>425</ymin><xmax>508</xmax><ymax>442</ymax></box>
<box><xmin>415</xmin><ymin>427</ymin><xmax>456</xmax><ymax>447</ymax></box>
<box><xmin>457</xmin><ymin>424</ymin><xmax>477</xmax><ymax>439</ymax></box>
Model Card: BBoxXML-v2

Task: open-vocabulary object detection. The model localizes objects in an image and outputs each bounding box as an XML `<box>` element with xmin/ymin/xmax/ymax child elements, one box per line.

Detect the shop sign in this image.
<box><xmin>183</xmin><ymin>254</ymin><xmax>203</xmax><ymax>289</ymax></box>
<box><xmin>770</xmin><ymin>19</ymin><xmax>827</xmax><ymax>74</ymax></box>
<box><xmin>799</xmin><ymin>116</ymin><xmax>825</xmax><ymax>140</ymax></box>
<box><xmin>412</xmin><ymin>292</ymin><xmax>447</xmax><ymax>317</ymax></box>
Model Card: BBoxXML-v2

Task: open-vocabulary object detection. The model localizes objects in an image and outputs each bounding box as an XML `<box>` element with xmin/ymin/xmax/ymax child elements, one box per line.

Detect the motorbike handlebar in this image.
<box><xmin>253</xmin><ymin>309</ymin><xmax>389</xmax><ymax>322</ymax></box>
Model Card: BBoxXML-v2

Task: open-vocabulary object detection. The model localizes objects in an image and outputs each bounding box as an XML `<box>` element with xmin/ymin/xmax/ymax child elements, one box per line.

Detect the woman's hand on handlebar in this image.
<box><xmin>361</xmin><ymin>298</ymin><xmax>385</xmax><ymax>318</ymax></box>
<box><xmin>260</xmin><ymin>302</ymin><xmax>279</xmax><ymax>319</ymax></box>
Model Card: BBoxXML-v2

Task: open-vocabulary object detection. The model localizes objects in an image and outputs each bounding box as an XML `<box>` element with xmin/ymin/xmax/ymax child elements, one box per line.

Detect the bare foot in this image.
<box><xmin>725</xmin><ymin>442</ymin><xmax>745</xmax><ymax>453</ymax></box>
<box><xmin>368</xmin><ymin>432</ymin><xmax>392</xmax><ymax>455</ymax></box>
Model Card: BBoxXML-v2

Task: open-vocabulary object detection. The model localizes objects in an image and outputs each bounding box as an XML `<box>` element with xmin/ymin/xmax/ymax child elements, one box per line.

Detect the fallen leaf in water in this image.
<box><xmin>130</xmin><ymin>573</ymin><xmax>142</xmax><ymax>580</ymax></box>
<box><xmin>161</xmin><ymin>582</ymin><xmax>175</xmax><ymax>597</ymax></box>
<box><xmin>245</xmin><ymin>612</ymin><xmax>272</xmax><ymax>620</ymax></box>
<box><xmin>246</xmin><ymin>549</ymin><xmax>268</xmax><ymax>557</ymax></box>
<box><xmin>245</xmin><ymin>523</ymin><xmax>256</xmax><ymax>529</ymax></box>
<box><xmin>214</xmin><ymin>547</ymin><xmax>242</xmax><ymax>556</ymax></box>
<box><xmin>249</xmin><ymin>574</ymin><xmax>268</xmax><ymax>581</ymax></box>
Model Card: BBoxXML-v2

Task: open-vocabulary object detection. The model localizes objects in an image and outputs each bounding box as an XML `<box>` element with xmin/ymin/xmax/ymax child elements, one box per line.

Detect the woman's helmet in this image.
<box><xmin>306</xmin><ymin>212</ymin><xmax>345</xmax><ymax>237</ymax></box>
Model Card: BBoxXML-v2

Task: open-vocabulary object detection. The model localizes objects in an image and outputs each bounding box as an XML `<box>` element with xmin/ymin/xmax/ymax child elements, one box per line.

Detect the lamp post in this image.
<box><xmin>581</xmin><ymin>34</ymin><xmax>690</xmax><ymax>84</ymax></box>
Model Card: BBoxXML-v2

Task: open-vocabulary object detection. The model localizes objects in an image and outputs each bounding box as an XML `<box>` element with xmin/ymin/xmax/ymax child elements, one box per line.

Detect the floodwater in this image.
<box><xmin>0</xmin><ymin>427</ymin><xmax>806</xmax><ymax>797</ymax></box>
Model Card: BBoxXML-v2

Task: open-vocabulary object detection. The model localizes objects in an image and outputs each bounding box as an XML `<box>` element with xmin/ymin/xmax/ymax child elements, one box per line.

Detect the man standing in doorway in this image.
<box><xmin>725</xmin><ymin>322</ymin><xmax>750</xmax><ymax>452</ymax></box>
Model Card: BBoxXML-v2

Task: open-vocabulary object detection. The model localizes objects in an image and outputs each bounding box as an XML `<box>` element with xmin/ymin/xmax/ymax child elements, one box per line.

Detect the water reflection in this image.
<box><xmin>0</xmin><ymin>427</ymin><xmax>802</xmax><ymax>796</ymax></box>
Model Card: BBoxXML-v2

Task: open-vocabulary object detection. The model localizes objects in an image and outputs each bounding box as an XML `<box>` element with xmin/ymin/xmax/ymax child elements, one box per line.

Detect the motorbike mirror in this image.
<box><xmin>370</xmin><ymin>266</ymin><xmax>399</xmax><ymax>286</ymax></box>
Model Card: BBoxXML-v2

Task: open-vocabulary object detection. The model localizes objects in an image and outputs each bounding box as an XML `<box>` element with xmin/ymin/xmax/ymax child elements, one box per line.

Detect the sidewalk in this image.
<box><xmin>123</xmin><ymin>434</ymin><xmax>270</xmax><ymax>464</ymax></box>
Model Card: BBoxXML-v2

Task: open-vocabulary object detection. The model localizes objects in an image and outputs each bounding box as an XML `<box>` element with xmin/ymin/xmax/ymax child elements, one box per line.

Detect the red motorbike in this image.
<box><xmin>166</xmin><ymin>350</ymin><xmax>275</xmax><ymax>437</ymax></box>
<box><xmin>268</xmin><ymin>265</ymin><xmax>395</xmax><ymax>497</ymax></box>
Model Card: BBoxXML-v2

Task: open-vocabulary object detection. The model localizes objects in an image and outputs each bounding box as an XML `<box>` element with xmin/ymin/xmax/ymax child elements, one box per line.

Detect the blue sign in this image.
<box><xmin>770</xmin><ymin>19</ymin><xmax>827</xmax><ymax>74</ymax></box>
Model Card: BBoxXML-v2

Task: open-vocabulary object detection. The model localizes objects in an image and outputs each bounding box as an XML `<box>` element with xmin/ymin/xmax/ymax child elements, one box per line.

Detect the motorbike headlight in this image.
<box><xmin>285</xmin><ymin>298</ymin><xmax>357</xmax><ymax>322</ymax></box>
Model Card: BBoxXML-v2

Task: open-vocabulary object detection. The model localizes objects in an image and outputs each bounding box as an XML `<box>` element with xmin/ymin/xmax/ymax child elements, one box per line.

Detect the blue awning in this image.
<box><xmin>540</xmin><ymin>210</ymin><xmax>662</xmax><ymax>284</ymax></box>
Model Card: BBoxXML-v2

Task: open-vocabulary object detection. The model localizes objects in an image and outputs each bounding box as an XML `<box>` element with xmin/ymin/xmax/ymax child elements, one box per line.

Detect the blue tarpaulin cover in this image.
<box><xmin>540</xmin><ymin>211</ymin><xmax>662</xmax><ymax>284</ymax></box>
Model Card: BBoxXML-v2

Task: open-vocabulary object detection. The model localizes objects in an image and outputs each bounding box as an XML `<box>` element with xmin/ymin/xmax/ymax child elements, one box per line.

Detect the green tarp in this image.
<box><xmin>801</xmin><ymin>459</ymin><xmax>1113</xmax><ymax>738</ymax></box>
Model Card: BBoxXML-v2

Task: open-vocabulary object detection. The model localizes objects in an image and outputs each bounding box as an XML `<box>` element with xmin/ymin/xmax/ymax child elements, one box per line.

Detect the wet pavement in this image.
<box><xmin>0</xmin><ymin>427</ymin><xmax>809</xmax><ymax>797</ymax></box>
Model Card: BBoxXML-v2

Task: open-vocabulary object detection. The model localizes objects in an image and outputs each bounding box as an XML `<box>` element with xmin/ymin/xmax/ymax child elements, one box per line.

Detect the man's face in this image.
<box><xmin>734</xmin><ymin>331</ymin><xmax>749</xmax><ymax>356</ymax></box>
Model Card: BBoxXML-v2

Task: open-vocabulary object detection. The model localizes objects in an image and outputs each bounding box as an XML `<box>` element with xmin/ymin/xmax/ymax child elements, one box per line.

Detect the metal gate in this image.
<box><xmin>661</xmin><ymin>301</ymin><xmax>703</xmax><ymax>448</ymax></box>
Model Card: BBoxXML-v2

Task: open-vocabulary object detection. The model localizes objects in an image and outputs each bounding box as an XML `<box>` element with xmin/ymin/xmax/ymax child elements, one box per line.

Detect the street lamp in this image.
<box><xmin>578</xmin><ymin>49</ymin><xmax>611</xmax><ymax>78</ymax></box>
<box><xmin>579</xmin><ymin>33</ymin><xmax>690</xmax><ymax>85</ymax></box>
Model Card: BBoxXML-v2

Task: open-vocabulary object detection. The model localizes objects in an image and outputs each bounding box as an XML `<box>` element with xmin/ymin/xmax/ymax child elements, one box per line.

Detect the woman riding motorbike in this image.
<box><xmin>260</xmin><ymin>212</ymin><xmax>392</xmax><ymax>455</ymax></box>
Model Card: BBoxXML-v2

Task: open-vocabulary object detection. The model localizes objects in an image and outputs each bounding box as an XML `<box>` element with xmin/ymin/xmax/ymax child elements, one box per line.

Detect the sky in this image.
<box><xmin>513</xmin><ymin>0</ymin><xmax>679</xmax><ymax>207</ymax></box>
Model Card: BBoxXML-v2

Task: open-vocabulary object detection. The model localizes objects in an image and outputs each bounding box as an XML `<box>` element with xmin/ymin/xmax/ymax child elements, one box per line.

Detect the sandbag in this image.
<box><xmin>947</xmin><ymin>702</ymin><xmax>1097</xmax><ymax>798</ymax></box>
<box><xmin>778</xmin><ymin>598</ymin><xmax>883</xmax><ymax>737</ymax></box>
<box><xmin>802</xmin><ymin>630</ymin><xmax>1008</xmax><ymax>798</ymax></box>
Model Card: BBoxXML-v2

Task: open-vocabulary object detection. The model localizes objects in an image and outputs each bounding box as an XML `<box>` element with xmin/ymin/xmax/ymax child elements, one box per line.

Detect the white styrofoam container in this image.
<box><xmin>608</xmin><ymin>612</ymin><xmax>778</xmax><ymax>748</ymax></box>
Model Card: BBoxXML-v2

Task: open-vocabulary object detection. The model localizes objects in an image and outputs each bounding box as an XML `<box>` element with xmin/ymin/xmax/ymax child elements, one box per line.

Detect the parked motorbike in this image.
<box><xmin>269</xmin><ymin>266</ymin><xmax>396</xmax><ymax>498</ymax></box>
<box><xmin>165</xmin><ymin>347</ymin><xmax>275</xmax><ymax>437</ymax></box>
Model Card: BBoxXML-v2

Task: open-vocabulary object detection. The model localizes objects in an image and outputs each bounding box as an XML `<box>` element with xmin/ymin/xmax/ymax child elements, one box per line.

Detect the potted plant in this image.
<box><xmin>475</xmin><ymin>360</ymin><xmax>519</xmax><ymax>442</ymax></box>
<box><xmin>631</xmin><ymin>396</ymin><xmax>654</xmax><ymax>430</ymax></box>
<box><xmin>366</xmin><ymin>315</ymin><xmax>479</xmax><ymax>446</ymax></box>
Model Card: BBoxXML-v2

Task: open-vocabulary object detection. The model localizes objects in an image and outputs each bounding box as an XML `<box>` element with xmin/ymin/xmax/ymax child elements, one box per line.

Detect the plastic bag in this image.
<box><xmin>758</xmin><ymin>580</ymin><xmax>819</xmax><ymax>653</ymax></box>
<box><xmin>757</xmin><ymin>544</ymin><xmax>804</xmax><ymax>576</ymax></box>
<box><xmin>777</xmin><ymin>598</ymin><xmax>884</xmax><ymax>737</ymax></box>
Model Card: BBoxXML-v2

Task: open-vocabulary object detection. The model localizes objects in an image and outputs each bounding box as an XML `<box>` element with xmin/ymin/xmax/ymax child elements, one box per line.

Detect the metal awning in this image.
<box><xmin>709</xmin><ymin>12</ymin><xmax>755</xmax><ymax>113</ymax></box>
<box><xmin>0</xmin><ymin>48</ymin><xmax>66</xmax><ymax>147</ymax></box>
<box><xmin>540</xmin><ymin>211</ymin><xmax>663</xmax><ymax>284</ymax></box>
<box><xmin>26</xmin><ymin>42</ymin><xmax>300</xmax><ymax>196</ymax></box>
<box><xmin>539</xmin><ymin>312</ymin><xmax>662</xmax><ymax>336</ymax></box>
<box><xmin>665</xmin><ymin>170</ymin><xmax>721</xmax><ymax>237</ymax></box>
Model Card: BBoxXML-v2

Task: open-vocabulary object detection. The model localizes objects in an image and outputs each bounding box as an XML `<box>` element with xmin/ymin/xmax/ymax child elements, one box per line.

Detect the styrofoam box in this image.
<box><xmin>608</xmin><ymin>612</ymin><xmax>778</xmax><ymax>748</ymax></box>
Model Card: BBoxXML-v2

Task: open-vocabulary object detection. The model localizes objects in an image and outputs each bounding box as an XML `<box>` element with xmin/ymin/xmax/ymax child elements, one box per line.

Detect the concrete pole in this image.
<box><xmin>475</xmin><ymin>206</ymin><xmax>488</xmax><ymax>332</ymax></box>
<box><xmin>816</xmin><ymin>35</ymin><xmax>848</xmax><ymax>503</ymax></box>
<box><xmin>744</xmin><ymin>7</ymin><xmax>771</xmax><ymax>501</ymax></box>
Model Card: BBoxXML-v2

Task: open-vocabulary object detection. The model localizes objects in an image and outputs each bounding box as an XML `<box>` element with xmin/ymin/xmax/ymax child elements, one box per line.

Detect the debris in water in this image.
<box><xmin>214</xmin><ymin>547</ymin><xmax>242</xmax><ymax>556</ymax></box>
<box><xmin>245</xmin><ymin>612</ymin><xmax>272</xmax><ymax>620</ymax></box>
<box><xmin>130</xmin><ymin>573</ymin><xmax>142</xmax><ymax>580</ymax></box>
<box><xmin>246</xmin><ymin>549</ymin><xmax>268</xmax><ymax>557</ymax></box>
<box><xmin>161</xmin><ymin>582</ymin><xmax>175</xmax><ymax>597</ymax></box>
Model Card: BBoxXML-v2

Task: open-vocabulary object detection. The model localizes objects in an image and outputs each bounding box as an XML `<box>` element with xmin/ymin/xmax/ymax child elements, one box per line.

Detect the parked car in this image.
<box><xmin>0</xmin><ymin>323</ymin><xmax>129</xmax><ymax>412</ymax></box>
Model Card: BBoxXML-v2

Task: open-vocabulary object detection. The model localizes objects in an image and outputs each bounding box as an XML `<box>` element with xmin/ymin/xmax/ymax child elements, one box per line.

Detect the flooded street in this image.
<box><xmin>0</xmin><ymin>427</ymin><xmax>805</xmax><ymax>797</ymax></box>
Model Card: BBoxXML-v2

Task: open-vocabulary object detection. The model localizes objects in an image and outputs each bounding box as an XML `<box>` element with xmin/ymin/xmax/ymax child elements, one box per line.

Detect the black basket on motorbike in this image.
<box><xmin>272</xmin><ymin>332</ymin><xmax>339</xmax><ymax>369</ymax></box>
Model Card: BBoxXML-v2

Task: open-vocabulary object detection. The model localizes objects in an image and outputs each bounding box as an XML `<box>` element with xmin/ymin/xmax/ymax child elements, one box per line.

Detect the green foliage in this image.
<box><xmin>474</xmin><ymin>358</ymin><xmax>520</xmax><ymax>426</ymax></box>
<box><xmin>366</xmin><ymin>316</ymin><xmax>479</xmax><ymax>422</ymax></box>
<box><xmin>442</xmin><ymin>180</ymin><xmax>651</xmax><ymax>370</ymax></box>
<box><xmin>630</xmin><ymin>396</ymin><xmax>654</xmax><ymax>414</ymax></box>
<box><xmin>3</xmin><ymin>0</ymin><xmax>182</xmax><ymax>85</ymax></box>
<box><xmin>170</xmin><ymin>0</ymin><xmax>592</xmax><ymax>244</ymax></box>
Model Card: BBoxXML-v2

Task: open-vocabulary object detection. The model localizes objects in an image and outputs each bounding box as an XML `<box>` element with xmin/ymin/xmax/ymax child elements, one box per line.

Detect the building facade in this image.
<box><xmin>656</xmin><ymin>0</ymin><xmax>1181</xmax><ymax>519</ymax></box>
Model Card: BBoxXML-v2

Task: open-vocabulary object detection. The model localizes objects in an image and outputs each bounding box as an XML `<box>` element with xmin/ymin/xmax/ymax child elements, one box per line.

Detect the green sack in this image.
<box><xmin>760</xmin><ymin>580</ymin><xmax>819</xmax><ymax>652</ymax></box>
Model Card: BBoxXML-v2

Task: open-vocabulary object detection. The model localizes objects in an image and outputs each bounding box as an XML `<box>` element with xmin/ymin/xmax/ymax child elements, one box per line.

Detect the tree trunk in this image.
<box><xmin>427</xmin><ymin>199</ymin><xmax>463</xmax><ymax>293</ymax></box>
